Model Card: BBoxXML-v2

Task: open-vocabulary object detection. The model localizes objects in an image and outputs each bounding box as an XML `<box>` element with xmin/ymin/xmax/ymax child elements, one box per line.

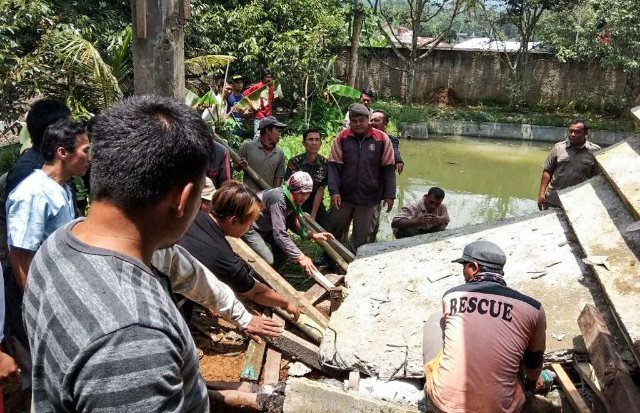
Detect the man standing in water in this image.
<box><xmin>537</xmin><ymin>119</ymin><xmax>600</xmax><ymax>209</ymax></box>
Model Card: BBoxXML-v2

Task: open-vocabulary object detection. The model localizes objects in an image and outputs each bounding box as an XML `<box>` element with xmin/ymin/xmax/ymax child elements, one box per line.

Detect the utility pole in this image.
<box><xmin>131</xmin><ymin>0</ymin><xmax>190</xmax><ymax>98</ymax></box>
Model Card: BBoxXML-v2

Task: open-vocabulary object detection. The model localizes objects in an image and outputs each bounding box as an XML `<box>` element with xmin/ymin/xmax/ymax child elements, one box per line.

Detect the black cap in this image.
<box><xmin>258</xmin><ymin>116</ymin><xmax>287</xmax><ymax>130</ymax></box>
<box><xmin>231</xmin><ymin>75</ymin><xmax>244</xmax><ymax>81</ymax></box>
<box><xmin>452</xmin><ymin>240</ymin><xmax>507</xmax><ymax>269</ymax></box>
<box><xmin>348</xmin><ymin>103</ymin><xmax>371</xmax><ymax>118</ymax></box>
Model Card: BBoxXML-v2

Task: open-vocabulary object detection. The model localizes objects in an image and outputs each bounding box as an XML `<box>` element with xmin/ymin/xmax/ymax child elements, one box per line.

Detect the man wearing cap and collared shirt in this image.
<box><xmin>537</xmin><ymin>119</ymin><xmax>600</xmax><ymax>210</ymax></box>
<box><xmin>422</xmin><ymin>240</ymin><xmax>547</xmax><ymax>413</ymax></box>
<box><xmin>328</xmin><ymin>102</ymin><xmax>396</xmax><ymax>251</ymax></box>
<box><xmin>235</xmin><ymin>116</ymin><xmax>287</xmax><ymax>193</ymax></box>
<box><xmin>242</xmin><ymin>171</ymin><xmax>334</xmax><ymax>275</ymax></box>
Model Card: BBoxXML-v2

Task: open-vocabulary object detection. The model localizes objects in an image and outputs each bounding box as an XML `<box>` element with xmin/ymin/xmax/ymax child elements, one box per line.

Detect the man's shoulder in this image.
<box><xmin>369</xmin><ymin>128</ymin><xmax>390</xmax><ymax>142</ymax></box>
<box><xmin>8</xmin><ymin>170</ymin><xmax>50</xmax><ymax>199</ymax></box>
<box><xmin>584</xmin><ymin>141</ymin><xmax>601</xmax><ymax>151</ymax></box>
<box><xmin>444</xmin><ymin>281</ymin><xmax>542</xmax><ymax>310</ymax></box>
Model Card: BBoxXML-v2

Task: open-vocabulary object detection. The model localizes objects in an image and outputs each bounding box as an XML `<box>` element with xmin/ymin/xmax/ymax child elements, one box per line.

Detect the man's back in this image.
<box><xmin>427</xmin><ymin>280</ymin><xmax>545</xmax><ymax>413</ymax></box>
<box><xmin>24</xmin><ymin>221</ymin><xmax>209</xmax><ymax>412</ymax></box>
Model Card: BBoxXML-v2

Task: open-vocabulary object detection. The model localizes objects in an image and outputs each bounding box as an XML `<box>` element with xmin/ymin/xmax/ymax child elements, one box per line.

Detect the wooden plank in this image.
<box><xmin>227</xmin><ymin>236</ymin><xmax>329</xmax><ymax>329</ymax></box>
<box><xmin>267</xmin><ymin>330</ymin><xmax>324</xmax><ymax>372</ymax></box>
<box><xmin>262</xmin><ymin>347</ymin><xmax>282</xmax><ymax>384</ymax></box>
<box><xmin>241</xmin><ymin>339</ymin><xmax>266</xmax><ymax>382</ymax></box>
<box><xmin>302</xmin><ymin>274</ymin><xmax>344</xmax><ymax>305</ymax></box>
<box><xmin>578</xmin><ymin>304</ymin><xmax>640</xmax><ymax>413</ymax></box>
<box><xmin>551</xmin><ymin>363</ymin><xmax>591</xmax><ymax>413</ymax></box>
<box><xmin>574</xmin><ymin>361</ymin><xmax>603</xmax><ymax>401</ymax></box>
<box><xmin>134</xmin><ymin>0</ymin><xmax>147</xmax><ymax>39</ymax></box>
<box><xmin>310</xmin><ymin>269</ymin><xmax>336</xmax><ymax>291</ymax></box>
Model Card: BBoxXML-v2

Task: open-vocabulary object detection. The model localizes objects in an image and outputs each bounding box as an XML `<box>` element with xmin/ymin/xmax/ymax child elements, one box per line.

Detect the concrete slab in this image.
<box><xmin>559</xmin><ymin>175</ymin><xmax>640</xmax><ymax>366</ymax></box>
<box><xmin>596</xmin><ymin>135</ymin><xmax>640</xmax><ymax>219</ymax></box>
<box><xmin>319</xmin><ymin>212</ymin><xmax>599</xmax><ymax>379</ymax></box>
<box><xmin>283</xmin><ymin>377</ymin><xmax>420</xmax><ymax>413</ymax></box>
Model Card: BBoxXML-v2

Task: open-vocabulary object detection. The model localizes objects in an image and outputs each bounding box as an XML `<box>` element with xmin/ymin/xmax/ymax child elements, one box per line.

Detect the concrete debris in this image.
<box><xmin>357</xmin><ymin>377</ymin><xmax>424</xmax><ymax>407</ymax></box>
<box><xmin>287</xmin><ymin>362</ymin><xmax>312</xmax><ymax>377</ymax></box>
<box><xmin>320</xmin><ymin>212</ymin><xmax>596</xmax><ymax>379</ymax></box>
<box><xmin>582</xmin><ymin>256</ymin><xmax>610</xmax><ymax>271</ymax></box>
<box><xmin>551</xmin><ymin>333</ymin><xmax>565</xmax><ymax>341</ymax></box>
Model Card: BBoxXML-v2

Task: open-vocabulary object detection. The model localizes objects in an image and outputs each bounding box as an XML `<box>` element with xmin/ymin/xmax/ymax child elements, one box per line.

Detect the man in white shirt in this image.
<box><xmin>6</xmin><ymin>119</ymin><xmax>90</xmax><ymax>290</ymax></box>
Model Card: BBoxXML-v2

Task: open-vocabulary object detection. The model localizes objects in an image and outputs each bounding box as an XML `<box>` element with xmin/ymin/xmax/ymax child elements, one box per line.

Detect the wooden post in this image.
<box><xmin>131</xmin><ymin>0</ymin><xmax>185</xmax><ymax>98</ymax></box>
<box><xmin>227</xmin><ymin>236</ymin><xmax>329</xmax><ymax>329</ymax></box>
<box><xmin>577</xmin><ymin>304</ymin><xmax>640</xmax><ymax>413</ymax></box>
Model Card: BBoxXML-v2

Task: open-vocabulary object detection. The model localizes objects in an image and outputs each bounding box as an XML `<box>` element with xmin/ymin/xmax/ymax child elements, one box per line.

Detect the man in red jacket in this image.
<box><xmin>243</xmin><ymin>68</ymin><xmax>275</xmax><ymax>138</ymax></box>
<box><xmin>327</xmin><ymin>103</ymin><xmax>396</xmax><ymax>252</ymax></box>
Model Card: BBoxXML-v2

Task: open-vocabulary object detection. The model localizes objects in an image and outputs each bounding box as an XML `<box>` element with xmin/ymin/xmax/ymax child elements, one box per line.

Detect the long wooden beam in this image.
<box><xmin>577</xmin><ymin>304</ymin><xmax>640</xmax><ymax>413</ymax></box>
<box><xmin>227</xmin><ymin>236</ymin><xmax>329</xmax><ymax>329</ymax></box>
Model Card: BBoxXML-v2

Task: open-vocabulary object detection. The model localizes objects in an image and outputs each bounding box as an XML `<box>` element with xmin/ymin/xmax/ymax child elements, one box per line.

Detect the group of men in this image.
<box><xmin>233</xmin><ymin>89</ymin><xmax>451</xmax><ymax>274</ymax></box>
<box><xmin>0</xmin><ymin>77</ymin><xmax>606</xmax><ymax>412</ymax></box>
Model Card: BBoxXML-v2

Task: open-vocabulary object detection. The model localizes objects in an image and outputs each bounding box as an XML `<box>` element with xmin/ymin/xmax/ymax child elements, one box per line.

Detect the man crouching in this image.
<box><xmin>423</xmin><ymin>241</ymin><xmax>546</xmax><ymax>413</ymax></box>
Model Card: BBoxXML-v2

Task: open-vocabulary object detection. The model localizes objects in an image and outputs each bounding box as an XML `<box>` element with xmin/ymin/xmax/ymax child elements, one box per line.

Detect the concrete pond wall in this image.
<box><xmin>336</xmin><ymin>47</ymin><xmax>630</xmax><ymax>109</ymax></box>
<box><xmin>399</xmin><ymin>120</ymin><xmax>636</xmax><ymax>146</ymax></box>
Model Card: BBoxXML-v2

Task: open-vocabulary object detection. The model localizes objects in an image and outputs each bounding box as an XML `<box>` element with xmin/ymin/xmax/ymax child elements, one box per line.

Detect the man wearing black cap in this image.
<box><xmin>235</xmin><ymin>116</ymin><xmax>287</xmax><ymax>193</ymax></box>
<box><xmin>328</xmin><ymin>102</ymin><xmax>396</xmax><ymax>251</ymax></box>
<box><xmin>423</xmin><ymin>240</ymin><xmax>546</xmax><ymax>413</ymax></box>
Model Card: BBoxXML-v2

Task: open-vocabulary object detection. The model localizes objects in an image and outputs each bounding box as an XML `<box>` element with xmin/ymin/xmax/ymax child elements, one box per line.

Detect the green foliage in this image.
<box><xmin>186</xmin><ymin>0</ymin><xmax>347</xmax><ymax>107</ymax></box>
<box><xmin>0</xmin><ymin>144</ymin><xmax>21</xmax><ymax>175</ymax></box>
<box><xmin>0</xmin><ymin>0</ymin><xmax>131</xmax><ymax>121</ymax></box>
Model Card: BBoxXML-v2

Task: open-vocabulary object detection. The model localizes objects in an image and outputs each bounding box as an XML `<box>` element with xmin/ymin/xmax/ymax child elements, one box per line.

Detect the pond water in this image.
<box><xmin>376</xmin><ymin>136</ymin><xmax>553</xmax><ymax>241</ymax></box>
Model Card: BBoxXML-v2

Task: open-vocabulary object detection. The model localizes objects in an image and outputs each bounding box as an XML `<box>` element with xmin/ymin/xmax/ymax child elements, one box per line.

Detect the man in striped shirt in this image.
<box><xmin>23</xmin><ymin>96</ymin><xmax>281</xmax><ymax>412</ymax></box>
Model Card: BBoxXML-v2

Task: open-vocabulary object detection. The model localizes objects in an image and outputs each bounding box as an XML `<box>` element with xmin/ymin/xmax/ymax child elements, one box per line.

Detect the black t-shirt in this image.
<box><xmin>178</xmin><ymin>212</ymin><xmax>256</xmax><ymax>293</ymax></box>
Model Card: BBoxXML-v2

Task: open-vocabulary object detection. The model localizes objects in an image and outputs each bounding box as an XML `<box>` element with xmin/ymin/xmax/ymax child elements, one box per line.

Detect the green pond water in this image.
<box><xmin>376</xmin><ymin>136</ymin><xmax>553</xmax><ymax>241</ymax></box>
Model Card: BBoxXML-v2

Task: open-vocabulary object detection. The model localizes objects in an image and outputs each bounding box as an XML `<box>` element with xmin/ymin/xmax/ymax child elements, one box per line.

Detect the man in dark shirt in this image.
<box><xmin>284</xmin><ymin>128</ymin><xmax>329</xmax><ymax>225</ymax></box>
<box><xmin>5</xmin><ymin>99</ymin><xmax>71</xmax><ymax>196</ymax></box>
<box><xmin>179</xmin><ymin>181</ymin><xmax>300</xmax><ymax>319</ymax></box>
<box><xmin>208</xmin><ymin>141</ymin><xmax>231</xmax><ymax>188</ymax></box>
<box><xmin>328</xmin><ymin>103</ymin><xmax>396</xmax><ymax>251</ymax></box>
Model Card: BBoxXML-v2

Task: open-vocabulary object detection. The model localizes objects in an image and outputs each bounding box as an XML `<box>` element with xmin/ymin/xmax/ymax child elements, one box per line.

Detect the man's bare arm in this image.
<box><xmin>8</xmin><ymin>247</ymin><xmax>34</xmax><ymax>291</ymax></box>
<box><xmin>537</xmin><ymin>171</ymin><xmax>552</xmax><ymax>210</ymax></box>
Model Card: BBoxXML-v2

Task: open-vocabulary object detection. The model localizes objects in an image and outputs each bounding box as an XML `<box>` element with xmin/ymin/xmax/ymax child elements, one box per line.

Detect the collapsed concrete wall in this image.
<box><xmin>319</xmin><ymin>211</ymin><xmax>604</xmax><ymax>379</ymax></box>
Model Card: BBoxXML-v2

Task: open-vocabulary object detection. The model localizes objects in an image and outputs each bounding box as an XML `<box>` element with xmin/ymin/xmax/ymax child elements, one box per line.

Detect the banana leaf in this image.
<box><xmin>326</xmin><ymin>84</ymin><xmax>361</xmax><ymax>100</ymax></box>
<box><xmin>185</xmin><ymin>54</ymin><xmax>235</xmax><ymax>75</ymax></box>
<box><xmin>233</xmin><ymin>80</ymin><xmax>282</xmax><ymax>113</ymax></box>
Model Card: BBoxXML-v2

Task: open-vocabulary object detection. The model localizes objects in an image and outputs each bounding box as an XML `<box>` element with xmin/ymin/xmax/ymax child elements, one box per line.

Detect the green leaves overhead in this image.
<box><xmin>185</xmin><ymin>54</ymin><xmax>236</xmax><ymax>75</ymax></box>
<box><xmin>326</xmin><ymin>84</ymin><xmax>361</xmax><ymax>100</ymax></box>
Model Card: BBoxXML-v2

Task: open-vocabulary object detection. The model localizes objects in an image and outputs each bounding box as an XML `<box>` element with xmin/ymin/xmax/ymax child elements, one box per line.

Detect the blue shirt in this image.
<box><xmin>226</xmin><ymin>92</ymin><xmax>244</xmax><ymax>121</ymax></box>
<box><xmin>6</xmin><ymin>169</ymin><xmax>76</xmax><ymax>252</ymax></box>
